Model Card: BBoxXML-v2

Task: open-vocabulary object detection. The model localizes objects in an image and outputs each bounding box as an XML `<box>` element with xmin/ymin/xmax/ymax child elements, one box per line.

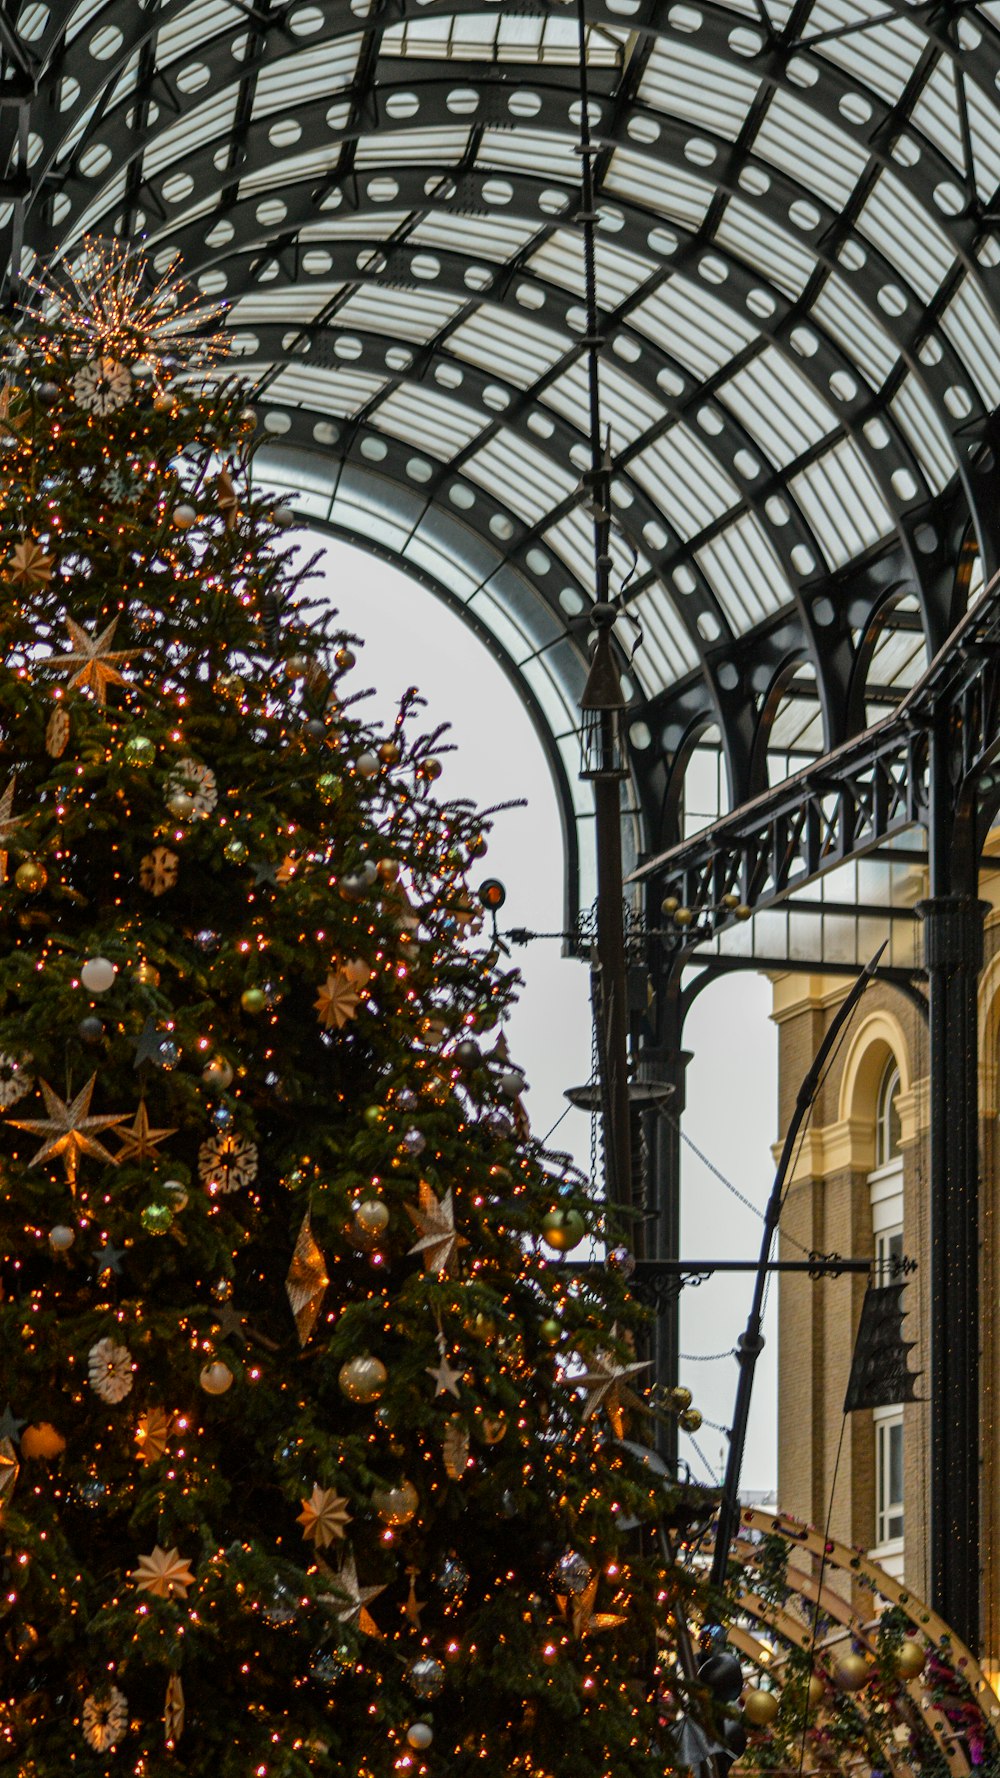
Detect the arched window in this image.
<box><xmin>869</xmin><ymin>1056</ymin><xmax>905</xmax><ymax>1575</ymax></box>
<box><xmin>875</xmin><ymin>1062</ymin><xmax>902</xmax><ymax>1169</ymax></box>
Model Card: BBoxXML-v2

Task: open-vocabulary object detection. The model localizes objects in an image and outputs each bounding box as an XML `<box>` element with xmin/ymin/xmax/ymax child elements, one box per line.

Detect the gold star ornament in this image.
<box><xmin>557</xmin><ymin>1572</ymin><xmax>628</xmax><ymax>1639</ymax></box>
<box><xmin>314</xmin><ymin>970</ymin><xmax>360</xmax><ymax>1031</ymax></box>
<box><xmin>116</xmin><ymin>1100</ymin><xmax>177</xmax><ymax>1165</ymax></box>
<box><xmin>572</xmin><ymin>1341</ymin><xmax>650</xmax><ymax>1439</ymax></box>
<box><xmin>132</xmin><ymin>1544</ymin><xmax>195</xmax><ymax>1600</ymax></box>
<box><xmin>47</xmin><ymin>614</ymin><xmax>132</xmax><ymax>706</ymax></box>
<box><xmin>317</xmin><ymin>1548</ymin><xmax>385</xmax><ymax>1633</ymax></box>
<box><xmin>406</xmin><ymin>1182</ymin><xmax>466</xmax><ymax>1276</ymax></box>
<box><xmin>298</xmin><ymin>1484</ymin><xmax>352</xmax><ymax>1549</ymax></box>
<box><xmin>11</xmin><ymin>1075</ymin><xmax>126</xmax><ymax>1186</ymax></box>
<box><xmin>7</xmin><ymin>538</ymin><xmax>54</xmax><ymax>589</ymax></box>
<box><xmin>285</xmin><ymin>1209</ymin><xmax>329</xmax><ymax>1345</ymax></box>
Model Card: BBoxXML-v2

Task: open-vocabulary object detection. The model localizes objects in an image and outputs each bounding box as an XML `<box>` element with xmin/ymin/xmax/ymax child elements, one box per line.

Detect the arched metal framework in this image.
<box><xmin>2</xmin><ymin>0</ymin><xmax>999</xmax><ymax>904</ymax></box>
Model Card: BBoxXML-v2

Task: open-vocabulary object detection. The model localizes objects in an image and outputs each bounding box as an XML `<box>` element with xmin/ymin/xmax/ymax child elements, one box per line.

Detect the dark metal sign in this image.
<box><xmin>844</xmin><ymin>1283</ymin><xmax>921</xmax><ymax>1412</ymax></box>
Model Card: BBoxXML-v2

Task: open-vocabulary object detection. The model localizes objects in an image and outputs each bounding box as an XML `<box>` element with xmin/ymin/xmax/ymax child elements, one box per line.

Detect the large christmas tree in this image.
<box><xmin>0</xmin><ymin>240</ymin><xmax>708</xmax><ymax>1777</ymax></box>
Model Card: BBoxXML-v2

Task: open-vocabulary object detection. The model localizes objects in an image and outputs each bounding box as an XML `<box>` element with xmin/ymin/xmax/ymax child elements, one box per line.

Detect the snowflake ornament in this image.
<box><xmin>72</xmin><ymin>356</ymin><xmax>133</xmax><ymax>415</ymax></box>
<box><xmin>199</xmin><ymin>1129</ymin><xmax>258</xmax><ymax>1193</ymax></box>
<box><xmin>88</xmin><ymin>1336</ymin><xmax>134</xmax><ymax>1404</ymax></box>
<box><xmin>139</xmin><ymin>846</ymin><xmax>178</xmax><ymax>895</ymax></box>
<box><xmin>166</xmin><ymin>758</ymin><xmax>218</xmax><ymax>818</ymax></box>
<box><xmin>0</xmin><ymin>1052</ymin><xmax>33</xmax><ymax>1110</ymax></box>
<box><xmin>82</xmin><ymin>1686</ymin><xmax>128</xmax><ymax>1752</ymax></box>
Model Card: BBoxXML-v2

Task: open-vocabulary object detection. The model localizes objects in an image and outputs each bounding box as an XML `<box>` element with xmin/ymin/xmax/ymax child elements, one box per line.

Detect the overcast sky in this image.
<box><xmin>314</xmin><ymin>537</ymin><xmax>779</xmax><ymax>1492</ymax></box>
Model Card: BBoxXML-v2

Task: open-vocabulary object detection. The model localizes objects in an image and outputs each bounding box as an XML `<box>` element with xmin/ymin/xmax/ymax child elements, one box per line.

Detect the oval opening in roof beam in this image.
<box><xmin>447</xmin><ymin>88</ymin><xmax>480</xmax><ymax>116</ymax></box>
<box><xmin>509</xmin><ymin>91</ymin><xmax>541</xmax><ymax>117</ymax></box>
<box><xmin>669</xmin><ymin>4</ymin><xmax>703</xmax><ymax>31</ymax></box>
<box><xmin>385</xmin><ymin>91</ymin><xmax>420</xmax><ymax>119</ymax></box>
<box><xmin>291</xmin><ymin>5</ymin><xmax>325</xmax><ymax>32</ymax></box>
<box><xmin>729</xmin><ymin>25</ymin><xmax>763</xmax><ymax>55</ymax></box>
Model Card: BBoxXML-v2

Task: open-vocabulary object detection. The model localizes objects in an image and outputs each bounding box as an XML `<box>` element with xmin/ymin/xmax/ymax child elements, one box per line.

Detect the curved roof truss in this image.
<box><xmin>2</xmin><ymin>0</ymin><xmax>1000</xmax><ymax>890</ymax></box>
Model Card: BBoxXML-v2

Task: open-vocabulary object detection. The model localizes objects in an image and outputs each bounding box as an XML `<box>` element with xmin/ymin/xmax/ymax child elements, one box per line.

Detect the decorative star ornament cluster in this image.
<box><xmin>47</xmin><ymin>614</ymin><xmax>132</xmax><ymax>706</ymax></box>
<box><xmin>11</xmin><ymin>1075</ymin><xmax>126</xmax><ymax>1186</ymax></box>
<box><xmin>406</xmin><ymin>1182</ymin><xmax>466</xmax><ymax>1276</ymax></box>
<box><xmin>556</xmin><ymin>1572</ymin><xmax>628</xmax><ymax>1639</ymax></box>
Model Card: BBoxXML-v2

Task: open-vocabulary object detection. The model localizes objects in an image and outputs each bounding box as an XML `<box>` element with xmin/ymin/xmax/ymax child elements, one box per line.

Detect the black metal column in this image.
<box><xmin>917</xmin><ymin>891</ymin><xmax>985</xmax><ymax>1651</ymax></box>
<box><xmin>648</xmin><ymin>1042</ymin><xmax>689</xmax><ymax>1465</ymax></box>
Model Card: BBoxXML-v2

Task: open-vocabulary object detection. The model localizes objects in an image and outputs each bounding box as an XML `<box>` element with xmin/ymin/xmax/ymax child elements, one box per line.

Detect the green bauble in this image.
<box><xmin>241</xmin><ymin>987</ymin><xmax>267</xmax><ymax>1014</ymax></box>
<box><xmin>540</xmin><ymin>1208</ymin><xmax>586</xmax><ymax>1253</ymax></box>
<box><xmin>141</xmin><ymin>1202</ymin><xmax>174</xmax><ymax>1237</ymax></box>
<box><xmin>224</xmin><ymin>838</ymin><xmax>249</xmax><ymax>864</ymax></box>
<box><xmin>124</xmin><ymin>734</ymin><xmax>156</xmax><ymax>768</ymax></box>
<box><xmin>317</xmin><ymin>773</ymin><xmax>341</xmax><ymax>804</ymax></box>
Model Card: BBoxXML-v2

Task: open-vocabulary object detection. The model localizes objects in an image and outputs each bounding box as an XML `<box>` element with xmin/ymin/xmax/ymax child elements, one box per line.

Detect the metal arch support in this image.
<box><xmin>259</xmin><ymin>473</ymin><xmax>589</xmax><ymax>928</ymax></box>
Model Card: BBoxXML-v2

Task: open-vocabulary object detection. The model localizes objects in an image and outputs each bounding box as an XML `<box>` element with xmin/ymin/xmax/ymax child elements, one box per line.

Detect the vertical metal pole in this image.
<box><xmin>917</xmin><ymin>720</ymin><xmax>984</xmax><ymax>1651</ymax></box>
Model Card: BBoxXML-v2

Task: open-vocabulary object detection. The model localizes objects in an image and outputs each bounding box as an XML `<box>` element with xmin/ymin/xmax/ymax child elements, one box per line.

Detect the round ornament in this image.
<box><xmin>48</xmin><ymin>1224</ymin><xmax>75</xmax><ymax>1251</ymax></box>
<box><xmin>807</xmin><ymin>1673</ymin><xmax>825</xmax><ymax>1707</ymax></box>
<box><xmin>539</xmin><ymin>1318</ymin><xmax>561</xmax><ymax>1346</ymax></box>
<box><xmin>166</xmin><ymin>758</ymin><xmax>217</xmax><ymax>818</ymax></box>
<box><xmin>202</xmin><ymin>1055</ymin><xmax>234</xmax><ymax>1091</ymax></box>
<box><xmin>540</xmin><ymin>1208</ymin><xmax>586</xmax><ymax>1253</ymax></box>
<box><xmin>316</xmin><ymin>773</ymin><xmax>341</xmax><ymax>804</ymax></box>
<box><xmin>551</xmin><ymin>1550</ymin><xmax>592</xmax><ymax>1597</ymax></box>
<box><xmin>407</xmin><ymin>1724</ymin><xmax>433</xmax><ymax>1750</ymax></box>
<box><xmin>224</xmin><ymin>838</ymin><xmax>248</xmax><ymax>864</ymax></box>
<box><xmin>81</xmin><ymin>957</ymin><xmax>116</xmax><ymax>994</ymax></box>
<box><xmin>407</xmin><ymin>1657</ymin><xmax>445</xmax><ymax>1700</ymax></box>
<box><xmin>351</xmin><ymin>1199</ymin><xmax>389</xmax><ymax>1249</ymax></box>
<box><xmin>679</xmin><ymin>1407</ymin><xmax>703</xmax><ymax>1433</ymax></box>
<box><xmin>157</xmin><ymin>1038</ymin><xmax>180</xmax><ymax>1069</ymax></box>
<box><xmin>273</xmin><ymin>503</ymin><xmax>295</xmax><ymax>529</ymax></box>
<box><xmin>15</xmin><ymin>861</ymin><xmax>46</xmax><ymax>894</ymax></box>
<box><xmin>20</xmin><ymin>1423</ymin><xmax>65</xmax><ymax>1460</ymax></box>
<box><xmin>88</xmin><ymin>1337</ymin><xmax>134</xmax><ymax>1404</ymax></box>
<box><xmin>371</xmin><ymin>1479</ymin><xmax>419</xmax><ymax>1525</ymax></box>
<box><xmin>133</xmin><ymin>961</ymin><xmax>160</xmax><ymax>987</ymax></box>
<box><xmin>141</xmin><ymin>1203</ymin><xmax>173</xmax><ymax>1237</ymax></box>
<box><xmin>308</xmin><ymin>1639</ymin><xmax>353</xmax><ymax>1686</ymax></box>
<box><xmin>743</xmin><ymin>1688</ymin><xmax>779</xmax><ymax>1727</ymax></box>
<box><xmin>833</xmin><ymin>1652</ymin><xmax>869</xmax><ymax>1692</ymax></box>
<box><xmin>124</xmin><ymin>734</ymin><xmax>156</xmax><ymax>768</ymax></box>
<box><xmin>199</xmin><ymin>1360</ymin><xmax>234</xmax><ymax>1396</ymax></box>
<box><xmin>378</xmin><ymin>741</ymin><xmax>401</xmax><ymax>766</ymax></box>
<box><xmin>241</xmin><ymin>987</ymin><xmax>267</xmax><ymax>1015</ymax></box>
<box><xmin>171</xmin><ymin>502</ymin><xmax>197</xmax><ymax>529</ymax></box>
<box><xmin>163</xmin><ymin>1180</ymin><xmax>189</xmax><ymax>1212</ymax></box>
<box><xmin>357</xmin><ymin>751</ymin><xmax>379</xmax><ymax>778</ymax></box>
<box><xmin>78</xmin><ymin>1015</ymin><xmax>104</xmax><ymax>1046</ymax></box>
<box><xmin>338</xmin><ymin>1355</ymin><xmax>387</xmax><ymax>1403</ymax></box>
<box><xmin>334</xmin><ymin>647</ymin><xmax>355</xmax><ymax>671</ymax></box>
<box><xmin>897</xmin><ymin>1639</ymin><xmax>925</xmax><ymax>1678</ymax></box>
<box><xmin>434</xmin><ymin>1556</ymin><xmax>469</xmax><ymax>1600</ymax></box>
<box><xmin>167</xmin><ymin>791</ymin><xmax>194</xmax><ymax>818</ymax></box>
<box><xmin>402</xmin><ymin>1127</ymin><xmax>426</xmax><ymax>1156</ymax></box>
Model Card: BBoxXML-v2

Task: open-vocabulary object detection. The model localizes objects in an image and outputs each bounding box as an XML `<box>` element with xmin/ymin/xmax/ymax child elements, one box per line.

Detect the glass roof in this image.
<box><xmin>2</xmin><ymin>0</ymin><xmax>998</xmax><ymax>852</ymax></box>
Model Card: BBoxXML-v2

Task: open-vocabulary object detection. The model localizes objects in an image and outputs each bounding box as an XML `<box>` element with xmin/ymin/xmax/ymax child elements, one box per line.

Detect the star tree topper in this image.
<box><xmin>11</xmin><ymin>1075</ymin><xmax>127</xmax><ymax>1186</ymax></box>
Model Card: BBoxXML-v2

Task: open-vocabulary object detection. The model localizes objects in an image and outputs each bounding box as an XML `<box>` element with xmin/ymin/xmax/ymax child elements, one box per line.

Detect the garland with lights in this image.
<box><xmin>0</xmin><ymin>239</ymin><xmax>721</xmax><ymax>1777</ymax></box>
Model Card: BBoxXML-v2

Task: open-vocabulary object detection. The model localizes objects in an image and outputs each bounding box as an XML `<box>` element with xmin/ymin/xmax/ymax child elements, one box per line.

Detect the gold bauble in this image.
<box><xmin>133</xmin><ymin>960</ymin><xmax>160</xmax><ymax>987</ymax></box>
<box><xmin>378</xmin><ymin>741</ymin><xmax>401</xmax><ymax>765</ymax></box>
<box><xmin>673</xmin><ymin>906</ymin><xmax>694</xmax><ymax>927</ymax></box>
<box><xmin>539</xmin><ymin>1318</ymin><xmax>562</xmax><ymax>1345</ymax></box>
<box><xmin>20</xmin><ymin>1423</ymin><xmax>65</xmax><ymax>1460</ymax></box>
<box><xmin>897</xmin><ymin>1639</ymin><xmax>925</xmax><ymax>1679</ymax></box>
<box><xmin>371</xmin><ymin>1479</ymin><xmax>419</xmax><ymax>1525</ymax></box>
<box><xmin>669</xmin><ymin>1385</ymin><xmax>692</xmax><ymax>1411</ymax></box>
<box><xmin>540</xmin><ymin>1208</ymin><xmax>586</xmax><ymax>1253</ymax></box>
<box><xmin>679</xmin><ymin>1406</ymin><xmax>703</xmax><ymax>1432</ymax></box>
<box><xmin>833</xmin><ymin>1652</ymin><xmax>870</xmax><ymax>1692</ymax></box>
<box><xmin>15</xmin><ymin>861</ymin><xmax>47</xmax><ymax>894</ymax></box>
<box><xmin>807</xmin><ymin>1673</ymin><xmax>825</xmax><ymax>1708</ymax></box>
<box><xmin>743</xmin><ymin>1688</ymin><xmax>780</xmax><ymax>1727</ymax></box>
<box><xmin>338</xmin><ymin>1355</ymin><xmax>387</xmax><ymax>1403</ymax></box>
<box><xmin>353</xmin><ymin>1200</ymin><xmax>389</xmax><ymax>1247</ymax></box>
<box><xmin>202</xmin><ymin>1055</ymin><xmax>234</xmax><ymax>1090</ymax></box>
<box><xmin>377</xmin><ymin>857</ymin><xmax>400</xmax><ymax>882</ymax></box>
<box><xmin>199</xmin><ymin>1360</ymin><xmax>234</xmax><ymax>1396</ymax></box>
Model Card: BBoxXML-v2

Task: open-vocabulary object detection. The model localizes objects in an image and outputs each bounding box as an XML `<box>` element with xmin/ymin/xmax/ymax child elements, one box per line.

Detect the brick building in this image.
<box><xmin>774</xmin><ymin>886</ymin><xmax>1000</xmax><ymax>1655</ymax></box>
